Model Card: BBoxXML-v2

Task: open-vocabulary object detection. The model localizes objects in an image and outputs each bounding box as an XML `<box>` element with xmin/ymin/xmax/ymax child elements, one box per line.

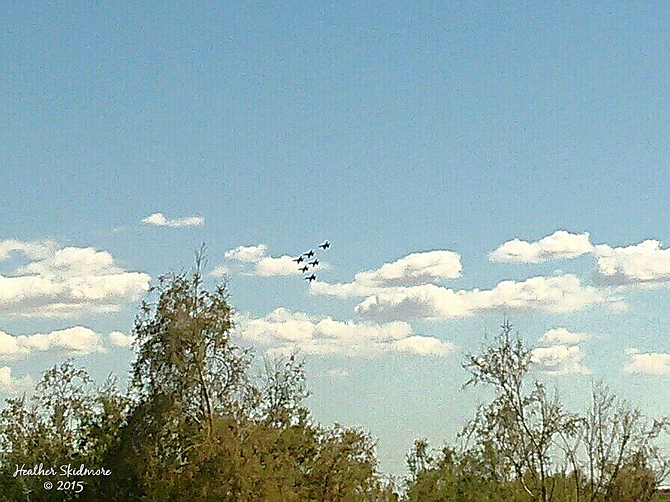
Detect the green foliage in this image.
<box><xmin>94</xmin><ymin>253</ymin><xmax>393</xmax><ymax>501</ymax></box>
<box><xmin>0</xmin><ymin>361</ymin><xmax>128</xmax><ymax>501</ymax></box>
<box><xmin>173</xmin><ymin>419</ymin><xmax>392</xmax><ymax>502</ymax></box>
<box><xmin>460</xmin><ymin>320</ymin><xmax>582</xmax><ymax>501</ymax></box>
<box><xmin>406</xmin><ymin>440</ymin><xmax>532</xmax><ymax>502</ymax></box>
<box><xmin>130</xmin><ymin>251</ymin><xmax>252</xmax><ymax>434</ymax></box>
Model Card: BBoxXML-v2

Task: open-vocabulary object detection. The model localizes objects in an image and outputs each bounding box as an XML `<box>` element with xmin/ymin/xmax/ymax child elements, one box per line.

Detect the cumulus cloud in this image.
<box><xmin>142</xmin><ymin>213</ymin><xmax>204</xmax><ymax>228</ymax></box>
<box><xmin>490</xmin><ymin>231</ymin><xmax>594</xmax><ymax>263</ymax></box>
<box><xmin>0</xmin><ymin>243</ymin><xmax>150</xmax><ymax>318</ymax></box>
<box><xmin>594</xmin><ymin>240</ymin><xmax>670</xmax><ymax>287</ymax></box>
<box><xmin>236</xmin><ymin>308</ymin><xmax>454</xmax><ymax>358</ymax></box>
<box><xmin>254</xmin><ymin>256</ymin><xmax>307</xmax><ymax>277</ymax></box>
<box><xmin>490</xmin><ymin>232</ymin><xmax>670</xmax><ymax>289</ymax></box>
<box><xmin>0</xmin><ymin>366</ymin><xmax>33</xmax><ymax>394</ymax></box>
<box><xmin>623</xmin><ymin>348</ymin><xmax>670</xmax><ymax>375</ymax></box>
<box><xmin>109</xmin><ymin>331</ymin><xmax>135</xmax><ymax>348</ymax></box>
<box><xmin>309</xmin><ymin>280</ymin><xmax>380</xmax><ymax>299</ymax></box>
<box><xmin>354</xmin><ymin>251</ymin><xmax>462</xmax><ymax>287</ymax></box>
<box><xmin>221</xmin><ymin>244</ymin><xmax>327</xmax><ymax>277</ymax></box>
<box><xmin>539</xmin><ymin>328</ymin><xmax>593</xmax><ymax>345</ymax></box>
<box><xmin>224</xmin><ymin>245</ymin><xmax>268</xmax><ymax>263</ymax></box>
<box><xmin>0</xmin><ymin>326</ymin><xmax>107</xmax><ymax>359</ymax></box>
<box><xmin>0</xmin><ymin>327</ymin><xmax>135</xmax><ymax>359</ymax></box>
<box><xmin>315</xmin><ymin>274</ymin><xmax>618</xmax><ymax>322</ymax></box>
<box><xmin>531</xmin><ymin>345</ymin><xmax>591</xmax><ymax>375</ymax></box>
<box><xmin>0</xmin><ymin>239</ymin><xmax>56</xmax><ymax>262</ymax></box>
<box><xmin>531</xmin><ymin>327</ymin><xmax>596</xmax><ymax>375</ymax></box>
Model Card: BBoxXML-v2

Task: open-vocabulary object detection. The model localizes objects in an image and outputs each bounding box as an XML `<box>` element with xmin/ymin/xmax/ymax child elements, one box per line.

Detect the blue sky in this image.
<box><xmin>2</xmin><ymin>1</ymin><xmax>670</xmax><ymax>475</ymax></box>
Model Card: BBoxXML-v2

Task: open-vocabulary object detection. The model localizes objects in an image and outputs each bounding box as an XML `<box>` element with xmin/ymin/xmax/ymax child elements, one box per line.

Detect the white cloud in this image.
<box><xmin>224</xmin><ymin>244</ymin><xmax>268</xmax><ymax>263</ymax></box>
<box><xmin>354</xmin><ymin>251</ymin><xmax>462</xmax><ymax>287</ymax></box>
<box><xmin>623</xmin><ymin>348</ymin><xmax>670</xmax><ymax>375</ymax></box>
<box><xmin>109</xmin><ymin>331</ymin><xmax>135</xmax><ymax>348</ymax></box>
<box><xmin>533</xmin><ymin>327</ymin><xmax>594</xmax><ymax>375</ymax></box>
<box><xmin>594</xmin><ymin>240</ymin><xmax>670</xmax><ymax>287</ymax></box>
<box><xmin>315</xmin><ymin>274</ymin><xmax>617</xmax><ymax>322</ymax></box>
<box><xmin>540</xmin><ymin>328</ymin><xmax>593</xmax><ymax>345</ymax></box>
<box><xmin>236</xmin><ymin>308</ymin><xmax>455</xmax><ymax>358</ymax></box>
<box><xmin>0</xmin><ymin>366</ymin><xmax>33</xmax><ymax>394</ymax></box>
<box><xmin>308</xmin><ymin>242</ymin><xmax>621</xmax><ymax>322</ymax></box>
<box><xmin>0</xmin><ymin>243</ymin><xmax>150</xmax><ymax>318</ymax></box>
<box><xmin>221</xmin><ymin>244</ymin><xmax>326</xmax><ymax>277</ymax></box>
<box><xmin>531</xmin><ymin>345</ymin><xmax>591</xmax><ymax>375</ymax></box>
<box><xmin>490</xmin><ymin>231</ymin><xmax>594</xmax><ymax>263</ymax></box>
<box><xmin>141</xmin><ymin>213</ymin><xmax>204</xmax><ymax>228</ymax></box>
<box><xmin>209</xmin><ymin>265</ymin><xmax>230</xmax><ymax>277</ymax></box>
<box><xmin>255</xmin><ymin>255</ymin><xmax>318</xmax><ymax>277</ymax></box>
<box><xmin>0</xmin><ymin>326</ymin><xmax>106</xmax><ymax>360</ymax></box>
<box><xmin>309</xmin><ymin>250</ymin><xmax>461</xmax><ymax>297</ymax></box>
<box><xmin>0</xmin><ymin>239</ymin><xmax>56</xmax><ymax>262</ymax></box>
<box><xmin>326</xmin><ymin>368</ymin><xmax>349</xmax><ymax>378</ymax></box>
<box><xmin>19</xmin><ymin>246</ymin><xmax>117</xmax><ymax>277</ymax></box>
<box><xmin>391</xmin><ymin>335</ymin><xmax>455</xmax><ymax>356</ymax></box>
<box><xmin>489</xmin><ymin>234</ymin><xmax>670</xmax><ymax>288</ymax></box>
<box><xmin>310</xmin><ymin>280</ymin><xmax>380</xmax><ymax>299</ymax></box>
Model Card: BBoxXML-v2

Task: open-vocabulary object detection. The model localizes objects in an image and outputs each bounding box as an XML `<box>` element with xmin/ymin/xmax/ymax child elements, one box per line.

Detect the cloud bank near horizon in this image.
<box><xmin>0</xmin><ymin>239</ymin><xmax>150</xmax><ymax>318</ymax></box>
<box><xmin>236</xmin><ymin>308</ymin><xmax>455</xmax><ymax>358</ymax></box>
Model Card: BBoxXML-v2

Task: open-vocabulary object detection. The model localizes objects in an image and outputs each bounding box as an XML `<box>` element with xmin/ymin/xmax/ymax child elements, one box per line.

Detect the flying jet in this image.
<box><xmin>304</xmin><ymin>274</ymin><xmax>317</xmax><ymax>282</ymax></box>
<box><xmin>292</xmin><ymin>256</ymin><xmax>304</xmax><ymax>264</ymax></box>
<box><xmin>303</xmin><ymin>250</ymin><xmax>315</xmax><ymax>258</ymax></box>
<box><xmin>319</xmin><ymin>241</ymin><xmax>330</xmax><ymax>250</ymax></box>
<box><xmin>298</xmin><ymin>265</ymin><xmax>309</xmax><ymax>273</ymax></box>
<box><xmin>308</xmin><ymin>259</ymin><xmax>319</xmax><ymax>267</ymax></box>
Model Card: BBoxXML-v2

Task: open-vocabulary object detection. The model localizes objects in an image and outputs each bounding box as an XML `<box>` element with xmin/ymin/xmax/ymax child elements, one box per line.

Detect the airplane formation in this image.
<box><xmin>295</xmin><ymin>241</ymin><xmax>329</xmax><ymax>282</ymax></box>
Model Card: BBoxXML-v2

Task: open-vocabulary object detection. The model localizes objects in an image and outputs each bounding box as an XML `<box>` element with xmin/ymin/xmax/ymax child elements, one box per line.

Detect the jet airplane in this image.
<box><xmin>304</xmin><ymin>274</ymin><xmax>317</xmax><ymax>282</ymax></box>
<box><xmin>298</xmin><ymin>265</ymin><xmax>309</xmax><ymax>273</ymax></box>
<box><xmin>303</xmin><ymin>250</ymin><xmax>315</xmax><ymax>258</ymax></box>
<box><xmin>319</xmin><ymin>241</ymin><xmax>330</xmax><ymax>249</ymax></box>
<box><xmin>309</xmin><ymin>259</ymin><xmax>319</xmax><ymax>267</ymax></box>
<box><xmin>292</xmin><ymin>256</ymin><xmax>304</xmax><ymax>264</ymax></box>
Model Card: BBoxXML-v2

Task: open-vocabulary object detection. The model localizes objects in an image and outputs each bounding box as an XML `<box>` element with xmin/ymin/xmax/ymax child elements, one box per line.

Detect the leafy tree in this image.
<box><xmin>405</xmin><ymin>439</ymin><xmax>531</xmax><ymax>502</ymax></box>
<box><xmin>0</xmin><ymin>361</ymin><xmax>127</xmax><ymax>501</ymax></box>
<box><xmin>95</xmin><ymin>250</ymin><xmax>394</xmax><ymax>501</ymax></box>
<box><xmin>130</xmin><ymin>249</ymin><xmax>252</xmax><ymax>434</ymax></box>
<box><xmin>94</xmin><ymin>250</ymin><xmax>249</xmax><ymax>499</ymax></box>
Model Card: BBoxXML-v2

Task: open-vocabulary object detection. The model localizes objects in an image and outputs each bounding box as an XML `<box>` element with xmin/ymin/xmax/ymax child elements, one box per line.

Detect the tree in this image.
<box><xmin>404</xmin><ymin>320</ymin><xmax>670</xmax><ymax>502</ymax></box>
<box><xmin>405</xmin><ymin>439</ymin><xmax>530</xmax><ymax>502</ymax></box>
<box><xmin>130</xmin><ymin>248</ymin><xmax>252</xmax><ymax>436</ymax></box>
<box><xmin>461</xmin><ymin>320</ymin><xmax>580</xmax><ymax>502</ymax></box>
<box><xmin>95</xmin><ymin>249</ymin><xmax>395</xmax><ymax>501</ymax></box>
<box><xmin>0</xmin><ymin>361</ymin><xmax>127</xmax><ymax>502</ymax></box>
<box><xmin>97</xmin><ymin>248</ymin><xmax>254</xmax><ymax>499</ymax></box>
<box><xmin>559</xmin><ymin>382</ymin><xmax>670</xmax><ymax>502</ymax></box>
<box><xmin>254</xmin><ymin>353</ymin><xmax>310</xmax><ymax>427</ymax></box>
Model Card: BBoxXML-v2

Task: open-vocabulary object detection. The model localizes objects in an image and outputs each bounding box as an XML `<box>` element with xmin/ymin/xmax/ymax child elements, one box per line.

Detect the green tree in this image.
<box><xmin>96</xmin><ymin>250</ymin><xmax>394</xmax><ymax>501</ymax></box>
<box><xmin>96</xmin><ymin>250</ymin><xmax>252</xmax><ymax>499</ymax></box>
<box><xmin>0</xmin><ymin>361</ymin><xmax>127</xmax><ymax>502</ymax></box>
<box><xmin>405</xmin><ymin>439</ymin><xmax>531</xmax><ymax>502</ymax></box>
